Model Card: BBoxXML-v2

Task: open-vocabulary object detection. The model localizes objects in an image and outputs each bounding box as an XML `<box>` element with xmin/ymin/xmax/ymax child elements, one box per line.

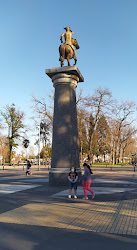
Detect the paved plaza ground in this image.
<box><xmin>0</xmin><ymin>165</ymin><xmax>137</xmax><ymax>249</ymax></box>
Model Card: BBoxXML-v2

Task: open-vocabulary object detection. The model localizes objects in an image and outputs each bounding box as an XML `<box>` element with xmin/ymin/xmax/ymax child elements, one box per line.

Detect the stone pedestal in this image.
<box><xmin>46</xmin><ymin>66</ymin><xmax>84</xmax><ymax>185</ymax></box>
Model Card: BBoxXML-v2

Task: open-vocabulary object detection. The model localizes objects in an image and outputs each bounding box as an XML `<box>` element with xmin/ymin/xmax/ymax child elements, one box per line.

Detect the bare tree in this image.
<box><xmin>31</xmin><ymin>95</ymin><xmax>53</xmax><ymax>122</ymax></box>
<box><xmin>77</xmin><ymin>108</ymin><xmax>88</xmax><ymax>162</ymax></box>
<box><xmin>123</xmin><ymin>136</ymin><xmax>137</xmax><ymax>162</ymax></box>
<box><xmin>110</xmin><ymin>101</ymin><xmax>137</xmax><ymax>164</ymax></box>
<box><xmin>120</xmin><ymin>125</ymin><xmax>137</xmax><ymax>162</ymax></box>
<box><xmin>22</xmin><ymin>138</ymin><xmax>30</xmax><ymax>159</ymax></box>
<box><xmin>83</xmin><ymin>87</ymin><xmax>113</xmax><ymax>160</ymax></box>
<box><xmin>31</xmin><ymin>95</ymin><xmax>53</xmax><ymax>140</ymax></box>
<box><xmin>31</xmin><ymin>95</ymin><xmax>53</xmax><ymax>165</ymax></box>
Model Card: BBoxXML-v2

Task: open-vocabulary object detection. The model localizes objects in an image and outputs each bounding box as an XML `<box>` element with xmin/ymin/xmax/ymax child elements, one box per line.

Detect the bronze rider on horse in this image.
<box><xmin>59</xmin><ymin>27</ymin><xmax>80</xmax><ymax>67</ymax></box>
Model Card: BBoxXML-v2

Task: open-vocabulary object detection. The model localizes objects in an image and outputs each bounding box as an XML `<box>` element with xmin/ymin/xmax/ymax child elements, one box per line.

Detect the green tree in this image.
<box><xmin>0</xmin><ymin>134</ymin><xmax>9</xmax><ymax>163</ymax></box>
<box><xmin>96</xmin><ymin>115</ymin><xmax>111</xmax><ymax>161</ymax></box>
<box><xmin>40</xmin><ymin>144</ymin><xmax>52</xmax><ymax>160</ymax></box>
<box><xmin>1</xmin><ymin>104</ymin><xmax>24</xmax><ymax>164</ymax></box>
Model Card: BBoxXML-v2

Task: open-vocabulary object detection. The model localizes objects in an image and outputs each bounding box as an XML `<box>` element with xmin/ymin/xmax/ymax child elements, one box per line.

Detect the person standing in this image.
<box><xmin>26</xmin><ymin>160</ymin><xmax>32</xmax><ymax>176</ymax></box>
<box><xmin>79</xmin><ymin>163</ymin><xmax>95</xmax><ymax>200</ymax></box>
<box><xmin>68</xmin><ymin>166</ymin><xmax>78</xmax><ymax>199</ymax></box>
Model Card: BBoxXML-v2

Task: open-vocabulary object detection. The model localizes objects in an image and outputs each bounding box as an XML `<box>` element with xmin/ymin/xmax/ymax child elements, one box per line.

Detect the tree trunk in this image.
<box><xmin>114</xmin><ymin>150</ymin><xmax>117</xmax><ymax>164</ymax></box>
<box><xmin>9</xmin><ymin>145</ymin><xmax>12</xmax><ymax>165</ymax></box>
<box><xmin>81</xmin><ymin>141</ymin><xmax>83</xmax><ymax>164</ymax></box>
<box><xmin>89</xmin><ymin>131</ymin><xmax>95</xmax><ymax>160</ymax></box>
<box><xmin>104</xmin><ymin>153</ymin><xmax>105</xmax><ymax>162</ymax></box>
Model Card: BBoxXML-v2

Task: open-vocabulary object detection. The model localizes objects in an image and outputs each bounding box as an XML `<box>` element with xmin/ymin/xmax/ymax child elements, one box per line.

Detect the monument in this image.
<box><xmin>46</xmin><ymin>27</ymin><xmax>84</xmax><ymax>185</ymax></box>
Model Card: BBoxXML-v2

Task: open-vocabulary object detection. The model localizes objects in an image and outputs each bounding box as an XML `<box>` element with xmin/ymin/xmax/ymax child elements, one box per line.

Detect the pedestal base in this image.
<box><xmin>49</xmin><ymin>168</ymin><xmax>81</xmax><ymax>186</ymax></box>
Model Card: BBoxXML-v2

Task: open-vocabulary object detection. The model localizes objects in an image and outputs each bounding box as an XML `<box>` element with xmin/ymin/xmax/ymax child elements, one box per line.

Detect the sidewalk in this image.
<box><xmin>0</xmin><ymin>168</ymin><xmax>137</xmax><ymax>249</ymax></box>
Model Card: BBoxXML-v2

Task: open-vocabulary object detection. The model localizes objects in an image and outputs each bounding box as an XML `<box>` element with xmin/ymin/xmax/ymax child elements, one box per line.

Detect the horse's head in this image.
<box><xmin>72</xmin><ymin>38</ymin><xmax>80</xmax><ymax>49</ymax></box>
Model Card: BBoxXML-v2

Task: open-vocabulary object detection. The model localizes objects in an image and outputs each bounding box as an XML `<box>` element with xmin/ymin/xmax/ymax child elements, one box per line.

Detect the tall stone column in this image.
<box><xmin>46</xmin><ymin>66</ymin><xmax>84</xmax><ymax>185</ymax></box>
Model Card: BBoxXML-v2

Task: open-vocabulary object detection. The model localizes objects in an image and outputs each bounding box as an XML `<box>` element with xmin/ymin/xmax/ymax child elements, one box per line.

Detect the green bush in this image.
<box><xmin>92</xmin><ymin>162</ymin><xmax>112</xmax><ymax>166</ymax></box>
<box><xmin>116</xmin><ymin>162</ymin><xmax>129</xmax><ymax>166</ymax></box>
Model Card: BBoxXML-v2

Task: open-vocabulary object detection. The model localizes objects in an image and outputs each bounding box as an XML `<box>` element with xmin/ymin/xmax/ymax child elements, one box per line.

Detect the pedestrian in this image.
<box><xmin>26</xmin><ymin>160</ymin><xmax>32</xmax><ymax>176</ymax></box>
<box><xmin>79</xmin><ymin>162</ymin><xmax>95</xmax><ymax>200</ymax></box>
<box><xmin>68</xmin><ymin>166</ymin><xmax>78</xmax><ymax>199</ymax></box>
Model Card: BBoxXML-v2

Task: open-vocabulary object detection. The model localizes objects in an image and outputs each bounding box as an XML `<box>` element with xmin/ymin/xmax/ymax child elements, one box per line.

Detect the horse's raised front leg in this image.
<box><xmin>73</xmin><ymin>51</ymin><xmax>77</xmax><ymax>65</ymax></box>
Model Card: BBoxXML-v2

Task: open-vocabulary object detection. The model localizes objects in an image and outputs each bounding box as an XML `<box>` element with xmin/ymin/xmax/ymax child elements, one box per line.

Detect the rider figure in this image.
<box><xmin>60</xmin><ymin>27</ymin><xmax>76</xmax><ymax>59</ymax></box>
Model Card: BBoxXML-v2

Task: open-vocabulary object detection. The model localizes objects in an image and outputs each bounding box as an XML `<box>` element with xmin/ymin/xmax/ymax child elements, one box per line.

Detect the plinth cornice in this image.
<box><xmin>46</xmin><ymin>65</ymin><xmax>84</xmax><ymax>82</ymax></box>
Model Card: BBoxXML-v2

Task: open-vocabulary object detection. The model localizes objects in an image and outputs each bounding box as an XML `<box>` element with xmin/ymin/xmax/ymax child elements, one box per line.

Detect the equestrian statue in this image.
<box><xmin>59</xmin><ymin>27</ymin><xmax>80</xmax><ymax>67</ymax></box>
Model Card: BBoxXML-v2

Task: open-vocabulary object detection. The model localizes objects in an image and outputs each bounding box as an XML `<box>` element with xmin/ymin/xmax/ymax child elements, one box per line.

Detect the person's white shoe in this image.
<box><xmin>74</xmin><ymin>195</ymin><xmax>77</xmax><ymax>199</ymax></box>
<box><xmin>82</xmin><ymin>197</ymin><xmax>88</xmax><ymax>200</ymax></box>
<box><xmin>68</xmin><ymin>195</ymin><xmax>71</xmax><ymax>198</ymax></box>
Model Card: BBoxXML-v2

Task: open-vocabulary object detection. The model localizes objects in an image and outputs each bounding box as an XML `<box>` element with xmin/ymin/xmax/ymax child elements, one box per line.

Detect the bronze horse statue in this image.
<box><xmin>59</xmin><ymin>38</ymin><xmax>80</xmax><ymax>67</ymax></box>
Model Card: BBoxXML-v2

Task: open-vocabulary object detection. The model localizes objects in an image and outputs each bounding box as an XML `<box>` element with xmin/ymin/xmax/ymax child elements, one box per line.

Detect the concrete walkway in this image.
<box><xmin>0</xmin><ymin>166</ymin><xmax>137</xmax><ymax>249</ymax></box>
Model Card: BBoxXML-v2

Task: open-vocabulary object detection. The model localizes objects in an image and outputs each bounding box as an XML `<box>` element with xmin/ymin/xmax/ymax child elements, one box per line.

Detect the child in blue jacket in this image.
<box><xmin>68</xmin><ymin>166</ymin><xmax>78</xmax><ymax>198</ymax></box>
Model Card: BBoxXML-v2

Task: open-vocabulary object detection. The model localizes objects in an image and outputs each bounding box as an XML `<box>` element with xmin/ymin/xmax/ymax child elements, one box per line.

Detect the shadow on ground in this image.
<box><xmin>0</xmin><ymin>222</ymin><xmax>137</xmax><ymax>250</ymax></box>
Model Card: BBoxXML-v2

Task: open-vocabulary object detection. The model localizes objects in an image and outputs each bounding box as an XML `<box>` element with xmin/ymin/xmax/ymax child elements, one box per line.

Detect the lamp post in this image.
<box><xmin>38</xmin><ymin>122</ymin><xmax>41</xmax><ymax>171</ymax></box>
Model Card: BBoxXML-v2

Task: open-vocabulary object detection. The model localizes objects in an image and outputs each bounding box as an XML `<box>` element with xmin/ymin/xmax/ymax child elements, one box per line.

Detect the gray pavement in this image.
<box><xmin>0</xmin><ymin>166</ymin><xmax>137</xmax><ymax>249</ymax></box>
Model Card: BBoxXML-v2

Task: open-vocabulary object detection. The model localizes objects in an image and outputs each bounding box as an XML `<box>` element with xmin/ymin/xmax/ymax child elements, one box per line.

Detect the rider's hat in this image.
<box><xmin>64</xmin><ymin>27</ymin><xmax>70</xmax><ymax>30</ymax></box>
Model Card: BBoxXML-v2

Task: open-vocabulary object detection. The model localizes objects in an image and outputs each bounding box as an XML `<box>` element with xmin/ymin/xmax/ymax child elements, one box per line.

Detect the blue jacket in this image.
<box><xmin>80</xmin><ymin>168</ymin><xmax>92</xmax><ymax>182</ymax></box>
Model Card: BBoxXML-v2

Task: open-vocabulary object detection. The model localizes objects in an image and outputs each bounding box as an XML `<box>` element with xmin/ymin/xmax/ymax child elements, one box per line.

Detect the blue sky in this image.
<box><xmin>0</xmin><ymin>0</ymin><xmax>137</xmax><ymax>152</ymax></box>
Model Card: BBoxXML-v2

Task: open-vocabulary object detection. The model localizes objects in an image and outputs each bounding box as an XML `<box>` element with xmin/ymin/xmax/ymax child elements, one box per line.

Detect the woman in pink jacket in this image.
<box><xmin>80</xmin><ymin>163</ymin><xmax>95</xmax><ymax>200</ymax></box>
